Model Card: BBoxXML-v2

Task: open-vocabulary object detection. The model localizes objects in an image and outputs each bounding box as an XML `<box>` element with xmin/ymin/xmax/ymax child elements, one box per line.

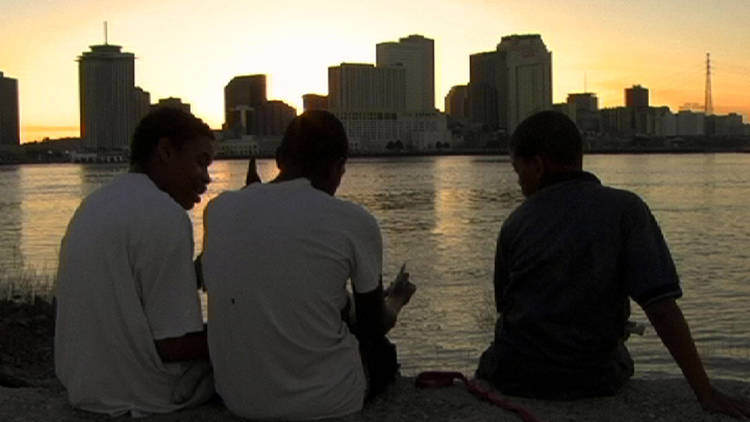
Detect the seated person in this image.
<box><xmin>201</xmin><ymin>110</ymin><xmax>415</xmax><ymax>420</ymax></box>
<box><xmin>476</xmin><ymin>111</ymin><xmax>750</xmax><ymax>418</ymax></box>
<box><xmin>55</xmin><ymin>108</ymin><xmax>215</xmax><ymax>417</ymax></box>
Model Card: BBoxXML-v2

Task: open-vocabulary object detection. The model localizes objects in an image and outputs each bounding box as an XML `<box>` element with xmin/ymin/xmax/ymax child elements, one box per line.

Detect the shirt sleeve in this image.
<box><xmin>136</xmin><ymin>211</ymin><xmax>204</xmax><ymax>340</ymax></box>
<box><xmin>349</xmin><ymin>209</ymin><xmax>383</xmax><ymax>294</ymax></box>
<box><xmin>622</xmin><ymin>195</ymin><xmax>683</xmax><ymax>308</ymax></box>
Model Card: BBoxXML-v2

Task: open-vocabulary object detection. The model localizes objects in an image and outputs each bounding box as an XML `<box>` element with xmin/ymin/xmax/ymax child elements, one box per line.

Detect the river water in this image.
<box><xmin>1</xmin><ymin>154</ymin><xmax>748</xmax><ymax>380</ymax></box>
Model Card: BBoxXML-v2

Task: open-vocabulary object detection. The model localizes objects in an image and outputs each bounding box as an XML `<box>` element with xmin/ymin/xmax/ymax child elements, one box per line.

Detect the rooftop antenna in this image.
<box><xmin>704</xmin><ymin>52</ymin><xmax>713</xmax><ymax>115</ymax></box>
<box><xmin>104</xmin><ymin>21</ymin><xmax>108</xmax><ymax>45</ymax></box>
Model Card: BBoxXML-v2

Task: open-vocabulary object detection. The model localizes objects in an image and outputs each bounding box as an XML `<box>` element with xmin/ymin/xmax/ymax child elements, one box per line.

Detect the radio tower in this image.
<box><xmin>704</xmin><ymin>52</ymin><xmax>713</xmax><ymax>115</ymax></box>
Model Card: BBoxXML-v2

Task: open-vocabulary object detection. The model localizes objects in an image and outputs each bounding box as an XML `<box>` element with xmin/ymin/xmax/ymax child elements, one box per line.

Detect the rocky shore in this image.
<box><xmin>1</xmin><ymin>299</ymin><xmax>748</xmax><ymax>421</ymax></box>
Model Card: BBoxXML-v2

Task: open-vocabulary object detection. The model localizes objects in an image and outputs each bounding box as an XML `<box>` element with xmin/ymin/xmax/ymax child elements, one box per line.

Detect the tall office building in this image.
<box><xmin>625</xmin><ymin>85</ymin><xmax>649</xmax><ymax>108</ymax></box>
<box><xmin>469</xmin><ymin>34</ymin><xmax>552</xmax><ymax>133</ymax></box>
<box><xmin>625</xmin><ymin>85</ymin><xmax>649</xmax><ymax>135</ymax></box>
<box><xmin>445</xmin><ymin>85</ymin><xmax>469</xmax><ymax>122</ymax></box>
<box><xmin>0</xmin><ymin>71</ymin><xmax>20</xmax><ymax>146</ymax></box>
<box><xmin>302</xmin><ymin>94</ymin><xmax>328</xmax><ymax>111</ymax></box>
<box><xmin>224</xmin><ymin>75</ymin><xmax>266</xmax><ymax>130</ymax></box>
<box><xmin>566</xmin><ymin>92</ymin><xmax>599</xmax><ymax>132</ymax></box>
<box><xmin>376</xmin><ymin>35</ymin><xmax>434</xmax><ymax>112</ymax></box>
<box><xmin>328</xmin><ymin>63</ymin><xmax>405</xmax><ymax>112</ymax></box>
<box><xmin>152</xmin><ymin>97</ymin><xmax>191</xmax><ymax>113</ymax></box>
<box><xmin>468</xmin><ymin>52</ymin><xmax>500</xmax><ymax>130</ymax></box>
<box><xmin>132</xmin><ymin>87</ymin><xmax>151</xmax><ymax>127</ymax></box>
<box><xmin>78</xmin><ymin>44</ymin><xmax>135</xmax><ymax>151</ymax></box>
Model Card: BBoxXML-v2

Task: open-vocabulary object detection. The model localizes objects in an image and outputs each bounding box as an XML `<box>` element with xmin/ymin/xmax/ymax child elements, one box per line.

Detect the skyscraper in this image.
<box><xmin>497</xmin><ymin>34</ymin><xmax>552</xmax><ymax>132</ymax></box>
<box><xmin>0</xmin><ymin>71</ymin><xmax>20</xmax><ymax>146</ymax></box>
<box><xmin>566</xmin><ymin>93</ymin><xmax>599</xmax><ymax>132</ymax></box>
<box><xmin>625</xmin><ymin>85</ymin><xmax>649</xmax><ymax>108</ymax></box>
<box><xmin>224</xmin><ymin>75</ymin><xmax>267</xmax><ymax>130</ymax></box>
<box><xmin>445</xmin><ymin>85</ymin><xmax>469</xmax><ymax>123</ymax></box>
<box><xmin>469</xmin><ymin>34</ymin><xmax>552</xmax><ymax>133</ymax></box>
<box><xmin>376</xmin><ymin>35</ymin><xmax>435</xmax><ymax>112</ymax></box>
<box><xmin>625</xmin><ymin>85</ymin><xmax>649</xmax><ymax>135</ymax></box>
<box><xmin>328</xmin><ymin>63</ymin><xmax>405</xmax><ymax>112</ymax></box>
<box><xmin>78</xmin><ymin>44</ymin><xmax>135</xmax><ymax>151</ymax></box>
<box><xmin>468</xmin><ymin>52</ymin><xmax>500</xmax><ymax>130</ymax></box>
<box><xmin>302</xmin><ymin>94</ymin><xmax>328</xmax><ymax>111</ymax></box>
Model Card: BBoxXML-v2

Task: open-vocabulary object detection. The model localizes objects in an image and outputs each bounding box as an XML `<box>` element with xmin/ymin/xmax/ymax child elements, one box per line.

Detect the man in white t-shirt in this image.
<box><xmin>55</xmin><ymin>108</ymin><xmax>215</xmax><ymax>417</ymax></box>
<box><xmin>202</xmin><ymin>110</ymin><xmax>416</xmax><ymax>420</ymax></box>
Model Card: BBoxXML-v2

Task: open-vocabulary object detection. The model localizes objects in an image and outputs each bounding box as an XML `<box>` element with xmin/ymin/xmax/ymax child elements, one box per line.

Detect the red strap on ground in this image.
<box><xmin>415</xmin><ymin>371</ymin><xmax>543</xmax><ymax>422</ymax></box>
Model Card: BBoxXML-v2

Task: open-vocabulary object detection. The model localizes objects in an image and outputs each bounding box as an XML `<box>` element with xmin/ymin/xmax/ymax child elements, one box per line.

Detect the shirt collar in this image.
<box><xmin>539</xmin><ymin>170</ymin><xmax>600</xmax><ymax>191</ymax></box>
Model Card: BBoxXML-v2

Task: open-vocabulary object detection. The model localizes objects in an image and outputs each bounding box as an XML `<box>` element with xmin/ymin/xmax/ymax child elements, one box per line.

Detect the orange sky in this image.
<box><xmin>1</xmin><ymin>0</ymin><xmax>748</xmax><ymax>142</ymax></box>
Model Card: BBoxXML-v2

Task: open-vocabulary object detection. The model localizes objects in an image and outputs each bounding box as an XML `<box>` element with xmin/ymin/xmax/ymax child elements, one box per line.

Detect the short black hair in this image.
<box><xmin>276</xmin><ymin>110</ymin><xmax>348</xmax><ymax>178</ymax></box>
<box><xmin>510</xmin><ymin>110</ymin><xmax>583</xmax><ymax>167</ymax></box>
<box><xmin>130</xmin><ymin>108</ymin><xmax>213</xmax><ymax>167</ymax></box>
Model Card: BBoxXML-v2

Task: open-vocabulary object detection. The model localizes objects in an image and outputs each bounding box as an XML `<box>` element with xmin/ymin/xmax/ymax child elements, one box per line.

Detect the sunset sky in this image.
<box><xmin>1</xmin><ymin>0</ymin><xmax>749</xmax><ymax>143</ymax></box>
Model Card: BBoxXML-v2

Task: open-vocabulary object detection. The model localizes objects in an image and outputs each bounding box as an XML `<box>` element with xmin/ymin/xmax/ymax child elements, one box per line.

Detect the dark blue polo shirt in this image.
<box><xmin>476</xmin><ymin>171</ymin><xmax>682</xmax><ymax>399</ymax></box>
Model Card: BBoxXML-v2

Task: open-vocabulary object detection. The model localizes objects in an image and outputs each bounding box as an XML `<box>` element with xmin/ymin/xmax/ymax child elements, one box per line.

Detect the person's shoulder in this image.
<box><xmin>598</xmin><ymin>184</ymin><xmax>649</xmax><ymax>211</ymax></box>
<box><xmin>334</xmin><ymin>196</ymin><xmax>377</xmax><ymax>222</ymax></box>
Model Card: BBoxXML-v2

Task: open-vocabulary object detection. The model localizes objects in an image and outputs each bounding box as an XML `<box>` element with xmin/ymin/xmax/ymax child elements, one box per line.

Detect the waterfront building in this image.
<box><xmin>445</xmin><ymin>85</ymin><xmax>469</xmax><ymax>124</ymax></box>
<box><xmin>706</xmin><ymin>113</ymin><xmax>744</xmax><ymax>136</ymax></box>
<box><xmin>251</xmin><ymin>100</ymin><xmax>296</xmax><ymax>136</ymax></box>
<box><xmin>152</xmin><ymin>97</ymin><xmax>191</xmax><ymax>113</ymax></box>
<box><xmin>566</xmin><ymin>93</ymin><xmax>599</xmax><ymax>133</ymax></box>
<box><xmin>468</xmin><ymin>51</ymin><xmax>499</xmax><ymax>131</ymax></box>
<box><xmin>468</xmin><ymin>34</ymin><xmax>552</xmax><ymax>133</ymax></box>
<box><xmin>132</xmin><ymin>87</ymin><xmax>151</xmax><ymax>127</ymax></box>
<box><xmin>78</xmin><ymin>44</ymin><xmax>135</xmax><ymax>151</ymax></box>
<box><xmin>649</xmin><ymin>107</ymin><xmax>677</xmax><ymax>137</ymax></box>
<box><xmin>0</xmin><ymin>71</ymin><xmax>20</xmax><ymax>146</ymax></box>
<box><xmin>599</xmin><ymin>107</ymin><xmax>632</xmax><ymax>136</ymax></box>
<box><xmin>625</xmin><ymin>85</ymin><xmax>649</xmax><ymax>135</ymax></box>
<box><xmin>302</xmin><ymin>94</ymin><xmax>328</xmax><ymax>111</ymax></box>
<box><xmin>328</xmin><ymin>62</ymin><xmax>451</xmax><ymax>151</ymax></box>
<box><xmin>328</xmin><ymin>63</ymin><xmax>406</xmax><ymax>112</ymax></box>
<box><xmin>625</xmin><ymin>85</ymin><xmax>649</xmax><ymax>108</ymax></box>
<box><xmin>224</xmin><ymin>75</ymin><xmax>266</xmax><ymax>131</ymax></box>
<box><xmin>376</xmin><ymin>35</ymin><xmax>435</xmax><ymax>112</ymax></box>
<box><xmin>676</xmin><ymin>110</ymin><xmax>705</xmax><ymax>136</ymax></box>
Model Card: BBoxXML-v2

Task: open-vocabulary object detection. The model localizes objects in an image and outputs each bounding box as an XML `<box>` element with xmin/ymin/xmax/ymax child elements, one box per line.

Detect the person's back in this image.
<box><xmin>204</xmin><ymin>180</ymin><xmax>379</xmax><ymax>419</ymax></box>
<box><xmin>476</xmin><ymin>111</ymin><xmax>750</xmax><ymax>418</ymax></box>
<box><xmin>483</xmin><ymin>171</ymin><xmax>676</xmax><ymax>397</ymax></box>
<box><xmin>203</xmin><ymin>110</ymin><xmax>414</xmax><ymax>420</ymax></box>
<box><xmin>56</xmin><ymin>173</ymin><xmax>204</xmax><ymax>414</ymax></box>
<box><xmin>55</xmin><ymin>108</ymin><xmax>215</xmax><ymax>416</ymax></box>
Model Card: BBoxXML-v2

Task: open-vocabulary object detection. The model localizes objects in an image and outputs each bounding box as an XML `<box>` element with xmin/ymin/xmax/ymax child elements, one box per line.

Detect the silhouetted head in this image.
<box><xmin>275</xmin><ymin>110</ymin><xmax>349</xmax><ymax>195</ymax></box>
<box><xmin>130</xmin><ymin>108</ymin><xmax>215</xmax><ymax>209</ymax></box>
<box><xmin>509</xmin><ymin>111</ymin><xmax>583</xmax><ymax>197</ymax></box>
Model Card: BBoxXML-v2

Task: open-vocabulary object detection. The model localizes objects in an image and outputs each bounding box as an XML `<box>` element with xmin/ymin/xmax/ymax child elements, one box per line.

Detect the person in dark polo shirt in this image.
<box><xmin>476</xmin><ymin>111</ymin><xmax>750</xmax><ymax>418</ymax></box>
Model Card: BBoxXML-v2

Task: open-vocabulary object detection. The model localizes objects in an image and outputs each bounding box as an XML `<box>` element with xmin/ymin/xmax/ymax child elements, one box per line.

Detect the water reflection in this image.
<box><xmin>0</xmin><ymin>166</ymin><xmax>24</xmax><ymax>271</ymax></box>
<box><xmin>1</xmin><ymin>154</ymin><xmax>749</xmax><ymax>379</ymax></box>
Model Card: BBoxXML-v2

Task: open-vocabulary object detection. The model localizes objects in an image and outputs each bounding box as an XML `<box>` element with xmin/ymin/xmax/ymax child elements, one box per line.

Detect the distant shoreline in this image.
<box><xmin>2</xmin><ymin>147</ymin><xmax>750</xmax><ymax>166</ymax></box>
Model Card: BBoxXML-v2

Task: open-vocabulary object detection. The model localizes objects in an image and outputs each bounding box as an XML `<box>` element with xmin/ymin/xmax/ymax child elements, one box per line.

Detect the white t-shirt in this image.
<box><xmin>202</xmin><ymin>178</ymin><xmax>382</xmax><ymax>420</ymax></box>
<box><xmin>55</xmin><ymin>173</ymin><xmax>206</xmax><ymax>416</ymax></box>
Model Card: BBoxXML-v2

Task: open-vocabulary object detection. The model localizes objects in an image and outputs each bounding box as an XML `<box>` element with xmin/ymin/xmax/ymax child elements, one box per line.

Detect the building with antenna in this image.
<box><xmin>78</xmin><ymin>28</ymin><xmax>136</xmax><ymax>151</ymax></box>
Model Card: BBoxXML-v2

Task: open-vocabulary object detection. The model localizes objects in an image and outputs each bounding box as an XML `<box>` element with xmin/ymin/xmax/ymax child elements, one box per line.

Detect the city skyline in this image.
<box><xmin>2</xmin><ymin>0</ymin><xmax>749</xmax><ymax>142</ymax></box>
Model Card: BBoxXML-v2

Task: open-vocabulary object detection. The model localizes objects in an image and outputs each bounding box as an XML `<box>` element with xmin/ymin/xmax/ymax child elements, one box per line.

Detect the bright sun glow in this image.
<box><xmin>1</xmin><ymin>0</ymin><xmax>749</xmax><ymax>143</ymax></box>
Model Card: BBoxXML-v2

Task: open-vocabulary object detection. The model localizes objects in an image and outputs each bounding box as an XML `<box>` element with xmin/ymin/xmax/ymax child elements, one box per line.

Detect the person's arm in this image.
<box><xmin>355</xmin><ymin>271</ymin><xmax>416</xmax><ymax>337</ymax></box>
<box><xmin>154</xmin><ymin>329</ymin><xmax>209</xmax><ymax>363</ymax></box>
<box><xmin>645</xmin><ymin>298</ymin><xmax>750</xmax><ymax>419</ymax></box>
